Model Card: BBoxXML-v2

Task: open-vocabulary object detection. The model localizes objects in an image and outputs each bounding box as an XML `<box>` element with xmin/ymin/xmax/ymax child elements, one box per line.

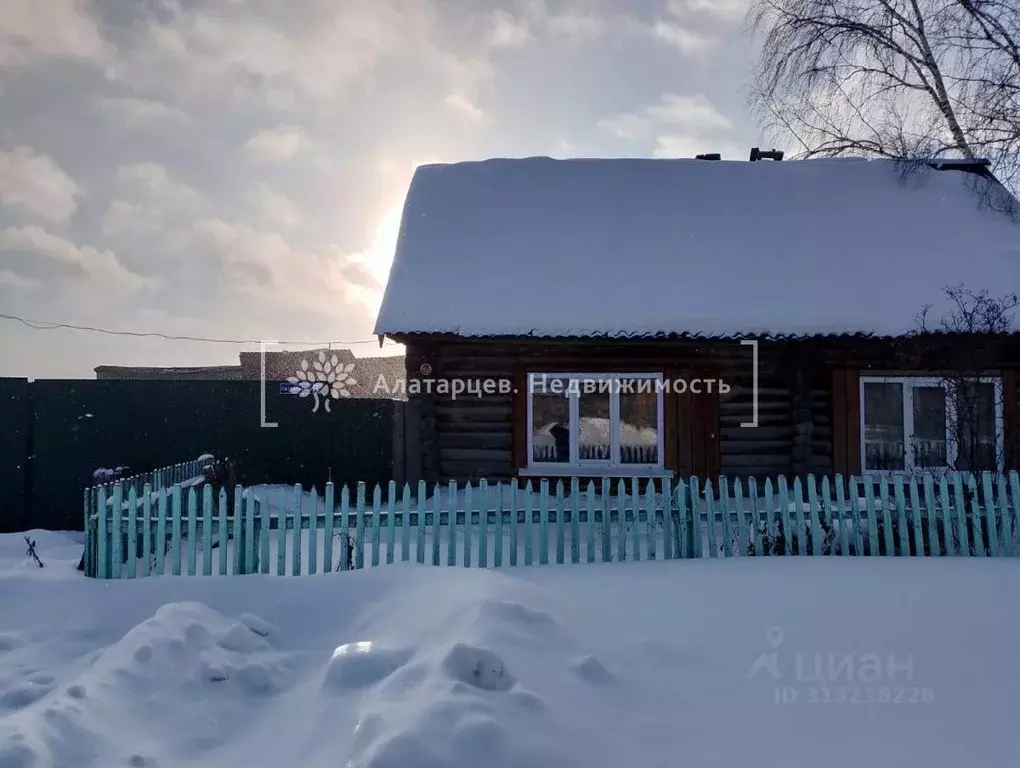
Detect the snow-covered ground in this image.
<box><xmin>3</xmin><ymin>529</ymin><xmax>1019</xmax><ymax>768</ymax></box>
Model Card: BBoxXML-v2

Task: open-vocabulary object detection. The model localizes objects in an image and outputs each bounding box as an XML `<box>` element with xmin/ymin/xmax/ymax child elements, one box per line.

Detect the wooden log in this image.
<box><xmin>442</xmin><ymin>461</ymin><xmax>513</xmax><ymax>478</ymax></box>
<box><xmin>439</xmin><ymin>448</ymin><xmax>512</xmax><ymax>462</ymax></box>
<box><xmin>436</xmin><ymin>406</ymin><xmax>512</xmax><ymax>421</ymax></box>
<box><xmin>720</xmin><ymin>439</ymin><xmax>793</xmax><ymax>455</ymax></box>
<box><xmin>439</xmin><ymin>433</ymin><xmax>512</xmax><ymax>449</ymax></box>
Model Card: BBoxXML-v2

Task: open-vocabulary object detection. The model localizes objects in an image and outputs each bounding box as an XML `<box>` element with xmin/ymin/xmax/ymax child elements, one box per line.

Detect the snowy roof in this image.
<box><xmin>374</xmin><ymin>157</ymin><xmax>1020</xmax><ymax>339</ymax></box>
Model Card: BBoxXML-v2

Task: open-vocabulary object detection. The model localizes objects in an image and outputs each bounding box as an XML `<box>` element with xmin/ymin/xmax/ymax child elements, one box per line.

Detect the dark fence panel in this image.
<box><xmin>0</xmin><ymin>378</ymin><xmax>32</xmax><ymax>533</ymax></box>
<box><xmin>27</xmin><ymin>380</ymin><xmax>396</xmax><ymax>531</ymax></box>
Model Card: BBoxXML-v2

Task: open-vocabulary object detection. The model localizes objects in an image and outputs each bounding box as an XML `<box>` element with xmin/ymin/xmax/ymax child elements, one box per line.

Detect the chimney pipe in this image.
<box><xmin>750</xmin><ymin>147</ymin><xmax>784</xmax><ymax>162</ymax></box>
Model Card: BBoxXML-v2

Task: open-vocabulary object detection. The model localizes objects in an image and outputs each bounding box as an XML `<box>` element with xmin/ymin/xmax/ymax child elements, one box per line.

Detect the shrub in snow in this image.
<box><xmin>92</xmin><ymin>467</ymin><xmax>129</xmax><ymax>483</ymax></box>
<box><xmin>746</xmin><ymin>508</ymin><xmax>1000</xmax><ymax>556</ymax></box>
<box><xmin>334</xmin><ymin>533</ymin><xmax>359</xmax><ymax>571</ymax></box>
<box><xmin>202</xmin><ymin>457</ymin><xmax>237</xmax><ymax>515</ymax></box>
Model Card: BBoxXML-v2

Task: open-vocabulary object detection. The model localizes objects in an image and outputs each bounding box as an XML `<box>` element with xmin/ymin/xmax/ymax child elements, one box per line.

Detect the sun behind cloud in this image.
<box><xmin>342</xmin><ymin>198</ymin><xmax>404</xmax><ymax>319</ymax></box>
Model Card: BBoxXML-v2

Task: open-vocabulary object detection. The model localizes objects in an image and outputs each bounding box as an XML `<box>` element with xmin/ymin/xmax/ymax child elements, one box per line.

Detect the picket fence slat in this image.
<box><xmin>480</xmin><ymin>480</ymin><xmax>490</xmax><ymax>568</ymax></box>
<box><xmin>401</xmin><ymin>484</ymin><xmax>412</xmax><ymax>564</ymax></box>
<box><xmin>84</xmin><ymin>471</ymin><xmax>1020</xmax><ymax>580</ymax></box>
<box><xmin>981</xmin><ymin>473</ymin><xmax>999</xmax><ymax>556</ymax></box>
<box><xmin>922</xmin><ymin>474</ymin><xmax>939</xmax><ymax>557</ymax></box>
<box><xmin>1011</xmin><ymin>474</ymin><xmax>1020</xmax><ymax>554</ymax></box>
<box><xmin>218</xmin><ymin>489</ymin><xmax>229</xmax><ymax>575</ymax></box>
<box><xmin>940</xmin><ymin>477</ymin><xmax>956</xmax><ymax>555</ymax></box>
<box><xmin>967</xmin><ymin>475</ymin><xmax>984</xmax><ymax>557</ymax></box>
<box><xmin>996</xmin><ymin>474</ymin><xmax>1012</xmax><ymax>557</ymax></box>
<box><xmin>371</xmin><ymin>484</ymin><xmax>381</xmax><ymax>569</ymax></box>
<box><xmin>308</xmin><ymin>487</ymin><xmax>319</xmax><ymax>575</ymax></box>
<box><xmin>806</xmin><ymin>476</ymin><xmax>821</xmax><ymax>556</ymax></box>
<box><xmin>995</xmin><ymin>473</ymin><xmax>1011</xmax><ymax>558</ymax></box>
<box><xmin>447</xmin><ymin>480</ymin><xmax>458</xmax><ymax>567</ymax></box>
<box><xmin>510</xmin><ymin>480</ymin><xmax>520</xmax><ymax>567</ymax></box>
<box><xmin>464</xmin><ymin>482</ymin><xmax>474</xmax><ymax>567</ymax></box>
<box><xmin>688</xmin><ymin>478</ymin><xmax>701</xmax><ymax>558</ymax></box>
<box><xmin>142</xmin><ymin>483</ymin><xmax>153</xmax><ymax>577</ymax></box>
<box><xmin>431</xmin><ymin>483</ymin><xmax>441</xmax><ymax>567</ymax></box>
<box><xmin>761</xmin><ymin>478</ymin><xmax>773</xmax><ymax>556</ymax></box>
<box><xmin>540</xmin><ymin>480</ymin><xmax>550</xmax><ymax>566</ymax></box>
<box><xmin>201</xmin><ymin>485</ymin><xmax>212</xmax><ymax>576</ymax></box>
<box><xmin>571</xmin><ymin>478</ymin><xmax>581</xmax><ymax>565</ymax></box>
<box><xmin>340</xmin><ymin>486</ymin><xmax>351</xmax><ymax>571</ymax></box>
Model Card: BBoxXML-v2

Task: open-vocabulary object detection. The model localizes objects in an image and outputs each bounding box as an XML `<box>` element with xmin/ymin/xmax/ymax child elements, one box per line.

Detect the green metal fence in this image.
<box><xmin>84</xmin><ymin>471</ymin><xmax>1020</xmax><ymax>579</ymax></box>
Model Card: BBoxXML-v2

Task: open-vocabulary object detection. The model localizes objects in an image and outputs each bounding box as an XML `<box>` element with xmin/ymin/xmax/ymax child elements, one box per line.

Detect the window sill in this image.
<box><xmin>518</xmin><ymin>466</ymin><xmax>674</xmax><ymax>478</ymax></box>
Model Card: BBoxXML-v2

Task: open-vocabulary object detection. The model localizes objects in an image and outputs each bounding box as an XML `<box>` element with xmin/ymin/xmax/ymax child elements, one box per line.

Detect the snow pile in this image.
<box><xmin>3</xmin><ymin>530</ymin><xmax>1020</xmax><ymax>767</ymax></box>
<box><xmin>375</xmin><ymin>156</ymin><xmax>1020</xmax><ymax>338</ymax></box>
<box><xmin>314</xmin><ymin>580</ymin><xmax>572</xmax><ymax>768</ymax></box>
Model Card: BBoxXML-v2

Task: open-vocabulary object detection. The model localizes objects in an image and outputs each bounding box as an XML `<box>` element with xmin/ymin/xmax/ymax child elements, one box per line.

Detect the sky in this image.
<box><xmin>0</xmin><ymin>0</ymin><xmax>760</xmax><ymax>379</ymax></box>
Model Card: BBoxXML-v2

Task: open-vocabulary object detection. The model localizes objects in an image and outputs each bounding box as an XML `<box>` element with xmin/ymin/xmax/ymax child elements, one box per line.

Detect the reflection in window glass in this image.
<box><xmin>912</xmin><ymin>386</ymin><xmax>947</xmax><ymax>467</ymax></box>
<box><xmin>957</xmin><ymin>382</ymin><xmax>997</xmax><ymax>471</ymax></box>
<box><xmin>578</xmin><ymin>389</ymin><xmax>611</xmax><ymax>461</ymax></box>
<box><xmin>864</xmin><ymin>382</ymin><xmax>904</xmax><ymax>470</ymax></box>
<box><xmin>619</xmin><ymin>388</ymin><xmax>658</xmax><ymax>464</ymax></box>
<box><xmin>531</xmin><ymin>378</ymin><xmax>570</xmax><ymax>463</ymax></box>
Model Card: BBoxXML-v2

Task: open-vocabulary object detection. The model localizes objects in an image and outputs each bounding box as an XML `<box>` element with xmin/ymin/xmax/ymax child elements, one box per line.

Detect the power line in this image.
<box><xmin>0</xmin><ymin>312</ymin><xmax>396</xmax><ymax>347</ymax></box>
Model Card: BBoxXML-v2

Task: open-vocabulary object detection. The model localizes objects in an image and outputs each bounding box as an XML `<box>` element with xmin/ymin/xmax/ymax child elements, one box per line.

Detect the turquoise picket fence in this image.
<box><xmin>83</xmin><ymin>458</ymin><xmax>210</xmax><ymax>548</ymax></box>
<box><xmin>83</xmin><ymin>471</ymin><xmax>1020</xmax><ymax>579</ymax></box>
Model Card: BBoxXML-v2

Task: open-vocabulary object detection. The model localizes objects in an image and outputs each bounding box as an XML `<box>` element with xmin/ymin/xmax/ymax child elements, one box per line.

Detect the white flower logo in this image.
<box><xmin>286</xmin><ymin>351</ymin><xmax>357</xmax><ymax>413</ymax></box>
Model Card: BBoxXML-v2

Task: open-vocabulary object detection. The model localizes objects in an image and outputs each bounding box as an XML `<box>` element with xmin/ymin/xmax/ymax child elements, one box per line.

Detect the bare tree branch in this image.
<box><xmin>748</xmin><ymin>0</ymin><xmax>1020</xmax><ymax>192</ymax></box>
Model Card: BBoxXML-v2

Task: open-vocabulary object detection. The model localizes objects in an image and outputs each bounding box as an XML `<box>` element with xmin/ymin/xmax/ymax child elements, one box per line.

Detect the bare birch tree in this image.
<box><xmin>748</xmin><ymin>0</ymin><xmax>1020</xmax><ymax>190</ymax></box>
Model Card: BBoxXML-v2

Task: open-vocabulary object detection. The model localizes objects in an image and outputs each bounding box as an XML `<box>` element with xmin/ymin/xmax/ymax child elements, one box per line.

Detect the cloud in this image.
<box><xmin>100</xmin><ymin>200</ymin><xmax>158</xmax><ymax>237</ymax></box>
<box><xmin>96</xmin><ymin>97</ymin><xmax>190</xmax><ymax>127</ymax></box>
<box><xmin>0</xmin><ymin>0</ymin><xmax>108</xmax><ymax>68</ymax></box>
<box><xmin>0</xmin><ymin>146</ymin><xmax>83</xmax><ymax>222</ymax></box>
<box><xmin>599</xmin><ymin>93</ymin><xmax>740</xmax><ymax>159</ymax></box>
<box><xmin>651</xmin><ymin>20</ymin><xmax>717</xmax><ymax>55</ymax></box>
<box><xmin>244</xmin><ymin>126</ymin><xmax>312</xmax><ymax>163</ymax></box>
<box><xmin>247</xmin><ymin>184</ymin><xmax>303</xmax><ymax>226</ymax></box>
<box><xmin>192</xmin><ymin>218</ymin><xmax>380</xmax><ymax>318</ymax></box>
<box><xmin>444</xmin><ymin>93</ymin><xmax>485</xmax><ymax>123</ymax></box>
<box><xmin>488</xmin><ymin>9</ymin><xmax>533</xmax><ymax>48</ymax></box>
<box><xmin>485</xmin><ymin>1</ymin><xmax>606</xmax><ymax>48</ymax></box>
<box><xmin>0</xmin><ymin>225</ymin><xmax>150</xmax><ymax>290</ymax></box>
<box><xmin>665</xmin><ymin>0</ymin><xmax>746</xmax><ymax>21</ymax></box>
<box><xmin>109</xmin><ymin>0</ymin><xmax>476</xmax><ymax>107</ymax></box>
<box><xmin>115</xmin><ymin>163</ymin><xmax>204</xmax><ymax>210</ymax></box>
<box><xmin>0</xmin><ymin>269</ymin><xmax>39</xmax><ymax>289</ymax></box>
<box><xmin>647</xmin><ymin>94</ymin><xmax>734</xmax><ymax>131</ymax></box>
<box><xmin>650</xmin><ymin>0</ymin><xmax>747</xmax><ymax>55</ymax></box>
<box><xmin>651</xmin><ymin>134</ymin><xmax>742</xmax><ymax>159</ymax></box>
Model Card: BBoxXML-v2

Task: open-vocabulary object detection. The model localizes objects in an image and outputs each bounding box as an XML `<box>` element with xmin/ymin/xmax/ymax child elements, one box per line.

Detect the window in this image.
<box><xmin>525</xmin><ymin>373</ymin><xmax>665</xmax><ymax>475</ymax></box>
<box><xmin>860</xmin><ymin>376</ymin><xmax>1003</xmax><ymax>474</ymax></box>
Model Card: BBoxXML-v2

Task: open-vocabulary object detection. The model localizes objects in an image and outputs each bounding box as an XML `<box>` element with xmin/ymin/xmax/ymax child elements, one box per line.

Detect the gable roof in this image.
<box><xmin>374</xmin><ymin>156</ymin><xmax>1020</xmax><ymax>340</ymax></box>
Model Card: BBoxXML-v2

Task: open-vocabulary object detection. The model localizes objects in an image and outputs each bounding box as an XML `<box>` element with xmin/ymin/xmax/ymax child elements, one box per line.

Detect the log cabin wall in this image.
<box><xmin>397</xmin><ymin>335</ymin><xmax>1020</xmax><ymax>486</ymax></box>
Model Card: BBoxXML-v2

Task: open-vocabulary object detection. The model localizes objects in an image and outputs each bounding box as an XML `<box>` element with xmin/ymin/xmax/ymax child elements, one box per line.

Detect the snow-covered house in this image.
<box><xmin>374</xmin><ymin>155</ymin><xmax>1020</xmax><ymax>485</ymax></box>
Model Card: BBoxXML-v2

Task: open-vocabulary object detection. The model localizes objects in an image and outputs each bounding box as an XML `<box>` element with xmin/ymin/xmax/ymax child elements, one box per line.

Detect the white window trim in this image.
<box><xmin>523</xmin><ymin>372</ymin><xmax>667</xmax><ymax>477</ymax></box>
<box><xmin>859</xmin><ymin>375</ymin><xmax>1005</xmax><ymax>476</ymax></box>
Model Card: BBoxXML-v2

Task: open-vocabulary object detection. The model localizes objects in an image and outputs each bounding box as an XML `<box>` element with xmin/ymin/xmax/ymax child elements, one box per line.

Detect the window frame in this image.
<box><xmin>858</xmin><ymin>374</ymin><xmax>1005</xmax><ymax>475</ymax></box>
<box><xmin>523</xmin><ymin>371</ymin><xmax>667</xmax><ymax>477</ymax></box>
